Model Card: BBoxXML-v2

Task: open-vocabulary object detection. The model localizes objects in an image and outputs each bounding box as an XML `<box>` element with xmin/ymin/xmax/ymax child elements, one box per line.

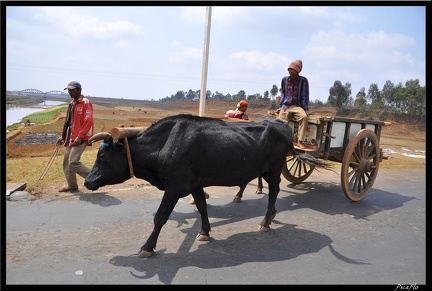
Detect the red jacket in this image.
<box><xmin>61</xmin><ymin>95</ymin><xmax>94</xmax><ymax>146</ymax></box>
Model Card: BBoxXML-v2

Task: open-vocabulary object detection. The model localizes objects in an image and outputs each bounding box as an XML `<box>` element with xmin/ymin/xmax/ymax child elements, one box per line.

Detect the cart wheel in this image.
<box><xmin>341</xmin><ymin>129</ymin><xmax>380</xmax><ymax>201</ymax></box>
<box><xmin>282</xmin><ymin>153</ymin><xmax>315</xmax><ymax>184</ymax></box>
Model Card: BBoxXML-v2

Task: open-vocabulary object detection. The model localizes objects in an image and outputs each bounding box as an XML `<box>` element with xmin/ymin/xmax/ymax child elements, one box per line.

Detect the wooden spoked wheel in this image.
<box><xmin>282</xmin><ymin>153</ymin><xmax>315</xmax><ymax>184</ymax></box>
<box><xmin>341</xmin><ymin>129</ymin><xmax>380</xmax><ymax>201</ymax></box>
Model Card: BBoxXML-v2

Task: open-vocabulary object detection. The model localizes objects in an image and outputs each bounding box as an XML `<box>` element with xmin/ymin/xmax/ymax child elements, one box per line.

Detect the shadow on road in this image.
<box><xmin>109</xmin><ymin>222</ymin><xmax>333</xmax><ymax>284</ymax></box>
<box><xmin>104</xmin><ymin>179</ymin><xmax>413</xmax><ymax>284</ymax></box>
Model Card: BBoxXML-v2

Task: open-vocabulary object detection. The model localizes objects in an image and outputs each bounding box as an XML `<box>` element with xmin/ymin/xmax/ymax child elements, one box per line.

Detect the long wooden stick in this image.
<box><xmin>38</xmin><ymin>144</ymin><xmax>60</xmax><ymax>181</ymax></box>
<box><xmin>110</xmin><ymin>127</ymin><xmax>147</xmax><ymax>139</ymax></box>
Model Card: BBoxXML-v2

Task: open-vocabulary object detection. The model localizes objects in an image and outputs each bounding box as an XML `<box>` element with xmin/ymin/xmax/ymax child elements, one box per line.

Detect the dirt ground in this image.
<box><xmin>6</xmin><ymin>99</ymin><xmax>426</xmax><ymax>157</ymax></box>
<box><xmin>5</xmin><ymin>99</ymin><xmax>426</xmax><ymax>198</ymax></box>
<box><xmin>6</xmin><ymin>99</ymin><xmax>281</xmax><ymax>157</ymax></box>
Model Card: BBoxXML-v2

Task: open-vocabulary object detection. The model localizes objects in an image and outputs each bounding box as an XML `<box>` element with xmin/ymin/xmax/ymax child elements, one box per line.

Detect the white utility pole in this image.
<box><xmin>198</xmin><ymin>6</ymin><xmax>212</xmax><ymax>116</ymax></box>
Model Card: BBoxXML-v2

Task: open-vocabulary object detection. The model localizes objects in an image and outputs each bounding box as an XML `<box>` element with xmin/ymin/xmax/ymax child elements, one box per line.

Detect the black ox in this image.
<box><xmin>84</xmin><ymin>114</ymin><xmax>330</xmax><ymax>258</ymax></box>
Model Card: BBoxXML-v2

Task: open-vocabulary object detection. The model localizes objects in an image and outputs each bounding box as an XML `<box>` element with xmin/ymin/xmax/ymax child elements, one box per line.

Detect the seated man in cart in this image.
<box><xmin>277</xmin><ymin>59</ymin><xmax>309</xmax><ymax>149</ymax></box>
<box><xmin>225</xmin><ymin>99</ymin><xmax>249</xmax><ymax>120</ymax></box>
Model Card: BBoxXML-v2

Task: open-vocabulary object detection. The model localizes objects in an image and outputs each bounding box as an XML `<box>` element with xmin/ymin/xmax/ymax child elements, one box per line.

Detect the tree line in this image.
<box><xmin>325</xmin><ymin>78</ymin><xmax>425</xmax><ymax>123</ymax></box>
<box><xmin>160</xmin><ymin>78</ymin><xmax>425</xmax><ymax>123</ymax></box>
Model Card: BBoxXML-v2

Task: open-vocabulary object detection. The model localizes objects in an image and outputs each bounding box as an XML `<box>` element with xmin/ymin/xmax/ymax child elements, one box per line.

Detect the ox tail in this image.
<box><xmin>289</xmin><ymin>142</ymin><xmax>337</xmax><ymax>173</ymax></box>
<box><xmin>294</xmin><ymin>153</ymin><xmax>337</xmax><ymax>173</ymax></box>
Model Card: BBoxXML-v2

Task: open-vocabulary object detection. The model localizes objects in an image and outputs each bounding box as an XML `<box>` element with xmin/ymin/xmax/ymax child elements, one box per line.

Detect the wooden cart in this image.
<box><xmin>109</xmin><ymin>114</ymin><xmax>388</xmax><ymax>202</ymax></box>
<box><xmin>284</xmin><ymin>115</ymin><xmax>388</xmax><ymax>202</ymax></box>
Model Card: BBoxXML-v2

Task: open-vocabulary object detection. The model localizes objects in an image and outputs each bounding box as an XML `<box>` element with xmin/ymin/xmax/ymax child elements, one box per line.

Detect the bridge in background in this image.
<box><xmin>18</xmin><ymin>89</ymin><xmax>68</xmax><ymax>97</ymax></box>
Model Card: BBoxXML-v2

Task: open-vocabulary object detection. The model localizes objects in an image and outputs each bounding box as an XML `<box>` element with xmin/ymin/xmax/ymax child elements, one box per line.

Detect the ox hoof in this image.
<box><xmin>137</xmin><ymin>249</ymin><xmax>153</xmax><ymax>258</ymax></box>
<box><xmin>232</xmin><ymin>196</ymin><xmax>241</xmax><ymax>203</ymax></box>
<box><xmin>188</xmin><ymin>192</ymin><xmax>210</xmax><ymax>205</ymax></box>
<box><xmin>258</xmin><ymin>225</ymin><xmax>270</xmax><ymax>232</ymax></box>
<box><xmin>196</xmin><ymin>233</ymin><xmax>210</xmax><ymax>241</ymax></box>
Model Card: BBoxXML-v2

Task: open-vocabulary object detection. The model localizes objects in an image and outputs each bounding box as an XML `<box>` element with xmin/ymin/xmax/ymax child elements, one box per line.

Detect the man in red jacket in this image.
<box><xmin>56</xmin><ymin>81</ymin><xmax>94</xmax><ymax>192</ymax></box>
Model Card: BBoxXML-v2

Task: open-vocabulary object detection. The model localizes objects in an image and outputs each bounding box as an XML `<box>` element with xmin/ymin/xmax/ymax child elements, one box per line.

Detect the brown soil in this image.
<box><xmin>6</xmin><ymin>99</ymin><xmax>425</xmax><ymax>198</ymax></box>
<box><xmin>6</xmin><ymin>99</ymin><xmax>276</xmax><ymax>158</ymax></box>
<box><xmin>6</xmin><ymin>99</ymin><xmax>425</xmax><ymax>157</ymax></box>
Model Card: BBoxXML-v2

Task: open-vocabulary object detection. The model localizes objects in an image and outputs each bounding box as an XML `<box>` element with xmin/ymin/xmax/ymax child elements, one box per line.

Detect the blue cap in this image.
<box><xmin>64</xmin><ymin>81</ymin><xmax>82</xmax><ymax>90</ymax></box>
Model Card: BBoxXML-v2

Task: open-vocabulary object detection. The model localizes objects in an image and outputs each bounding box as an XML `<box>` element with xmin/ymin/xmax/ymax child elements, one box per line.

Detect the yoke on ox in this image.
<box><xmin>84</xmin><ymin>114</ymin><xmax>330</xmax><ymax>258</ymax></box>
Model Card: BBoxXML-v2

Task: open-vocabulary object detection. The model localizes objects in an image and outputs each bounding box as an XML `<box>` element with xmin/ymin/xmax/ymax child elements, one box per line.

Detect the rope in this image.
<box><xmin>124</xmin><ymin>137</ymin><xmax>135</xmax><ymax>177</ymax></box>
<box><xmin>38</xmin><ymin>144</ymin><xmax>60</xmax><ymax>181</ymax></box>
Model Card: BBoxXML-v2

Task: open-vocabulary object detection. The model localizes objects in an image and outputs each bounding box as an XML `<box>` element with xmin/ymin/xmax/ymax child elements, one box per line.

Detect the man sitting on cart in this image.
<box><xmin>277</xmin><ymin>59</ymin><xmax>309</xmax><ymax>149</ymax></box>
<box><xmin>225</xmin><ymin>99</ymin><xmax>249</xmax><ymax>120</ymax></box>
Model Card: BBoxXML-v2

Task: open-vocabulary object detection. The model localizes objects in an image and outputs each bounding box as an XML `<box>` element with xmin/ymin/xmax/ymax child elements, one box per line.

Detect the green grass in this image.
<box><xmin>6</xmin><ymin>146</ymin><xmax>99</xmax><ymax>193</ymax></box>
<box><xmin>28</xmin><ymin>105</ymin><xmax>68</xmax><ymax>123</ymax></box>
<box><xmin>6</xmin><ymin>105</ymin><xmax>68</xmax><ymax>132</ymax></box>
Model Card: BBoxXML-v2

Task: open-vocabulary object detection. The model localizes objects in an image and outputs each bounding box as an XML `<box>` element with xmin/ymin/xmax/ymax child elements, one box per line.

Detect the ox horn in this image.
<box><xmin>87</xmin><ymin>132</ymin><xmax>112</xmax><ymax>145</ymax></box>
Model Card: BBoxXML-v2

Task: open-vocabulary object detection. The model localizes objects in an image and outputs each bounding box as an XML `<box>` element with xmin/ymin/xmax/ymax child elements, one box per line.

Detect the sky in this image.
<box><xmin>4</xmin><ymin>4</ymin><xmax>427</xmax><ymax>103</ymax></box>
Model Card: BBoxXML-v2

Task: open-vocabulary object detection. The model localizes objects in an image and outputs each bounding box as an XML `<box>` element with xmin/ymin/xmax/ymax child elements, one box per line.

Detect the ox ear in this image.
<box><xmin>113</xmin><ymin>138</ymin><xmax>127</xmax><ymax>153</ymax></box>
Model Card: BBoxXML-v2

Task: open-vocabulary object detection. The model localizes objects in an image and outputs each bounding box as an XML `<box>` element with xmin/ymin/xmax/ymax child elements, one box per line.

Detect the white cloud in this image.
<box><xmin>169</xmin><ymin>41</ymin><xmax>203</xmax><ymax>64</ymax></box>
<box><xmin>34</xmin><ymin>7</ymin><xmax>144</xmax><ymax>41</ymax></box>
<box><xmin>5</xmin><ymin>6</ymin><xmax>425</xmax><ymax>102</ymax></box>
<box><xmin>225</xmin><ymin>50</ymin><xmax>288</xmax><ymax>72</ymax></box>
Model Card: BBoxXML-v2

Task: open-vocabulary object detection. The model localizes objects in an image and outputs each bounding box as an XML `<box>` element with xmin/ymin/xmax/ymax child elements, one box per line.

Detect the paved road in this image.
<box><xmin>5</xmin><ymin>168</ymin><xmax>425</xmax><ymax>286</ymax></box>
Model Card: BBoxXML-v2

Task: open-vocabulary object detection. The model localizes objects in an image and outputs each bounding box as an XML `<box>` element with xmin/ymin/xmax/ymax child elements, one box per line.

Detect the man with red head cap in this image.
<box><xmin>278</xmin><ymin>59</ymin><xmax>309</xmax><ymax>148</ymax></box>
<box><xmin>225</xmin><ymin>99</ymin><xmax>249</xmax><ymax>120</ymax></box>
